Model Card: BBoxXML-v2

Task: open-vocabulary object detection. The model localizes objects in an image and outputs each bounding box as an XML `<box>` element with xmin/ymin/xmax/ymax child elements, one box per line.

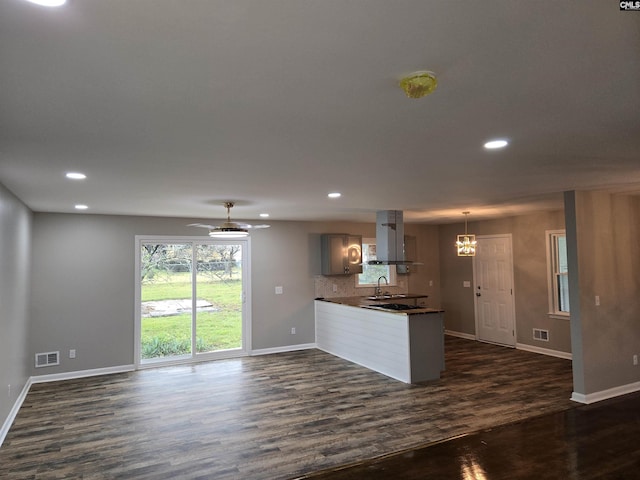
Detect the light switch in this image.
<box><xmin>463</xmin><ymin>281</ymin><xmax>471</xmax><ymax>288</ymax></box>
<box><xmin>275</xmin><ymin>286</ymin><xmax>283</xmax><ymax>295</ymax></box>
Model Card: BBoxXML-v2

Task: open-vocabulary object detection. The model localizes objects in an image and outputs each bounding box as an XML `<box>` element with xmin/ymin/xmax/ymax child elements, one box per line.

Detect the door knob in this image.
<box><xmin>476</xmin><ymin>292</ymin><xmax>481</xmax><ymax>297</ymax></box>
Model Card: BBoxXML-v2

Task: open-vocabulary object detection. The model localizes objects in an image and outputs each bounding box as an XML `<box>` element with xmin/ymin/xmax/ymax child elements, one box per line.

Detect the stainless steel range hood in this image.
<box><xmin>368</xmin><ymin>210</ymin><xmax>420</xmax><ymax>266</ymax></box>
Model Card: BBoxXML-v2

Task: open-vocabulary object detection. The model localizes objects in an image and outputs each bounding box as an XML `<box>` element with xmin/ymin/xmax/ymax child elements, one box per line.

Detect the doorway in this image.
<box><xmin>473</xmin><ymin>234</ymin><xmax>516</xmax><ymax>347</ymax></box>
<box><xmin>135</xmin><ymin>237</ymin><xmax>251</xmax><ymax>367</ymax></box>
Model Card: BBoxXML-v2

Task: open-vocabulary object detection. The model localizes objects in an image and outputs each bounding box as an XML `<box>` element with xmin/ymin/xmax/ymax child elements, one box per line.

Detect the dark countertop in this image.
<box><xmin>316</xmin><ymin>295</ymin><xmax>444</xmax><ymax>315</ymax></box>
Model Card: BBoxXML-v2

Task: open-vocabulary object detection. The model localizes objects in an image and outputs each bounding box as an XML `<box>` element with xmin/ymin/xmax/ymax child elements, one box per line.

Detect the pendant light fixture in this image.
<box><xmin>456</xmin><ymin>211</ymin><xmax>477</xmax><ymax>256</ymax></box>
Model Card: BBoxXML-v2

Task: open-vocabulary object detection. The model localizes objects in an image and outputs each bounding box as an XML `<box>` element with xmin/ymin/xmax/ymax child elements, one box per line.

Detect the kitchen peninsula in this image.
<box><xmin>315</xmin><ymin>296</ymin><xmax>445</xmax><ymax>384</ymax></box>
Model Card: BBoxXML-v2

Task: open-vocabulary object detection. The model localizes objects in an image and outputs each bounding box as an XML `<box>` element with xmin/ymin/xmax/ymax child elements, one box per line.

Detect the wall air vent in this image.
<box><xmin>35</xmin><ymin>351</ymin><xmax>60</xmax><ymax>368</ymax></box>
<box><xmin>533</xmin><ymin>329</ymin><xmax>549</xmax><ymax>342</ymax></box>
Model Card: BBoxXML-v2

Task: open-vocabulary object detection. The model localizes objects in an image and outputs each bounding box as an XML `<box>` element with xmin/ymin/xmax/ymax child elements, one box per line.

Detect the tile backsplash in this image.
<box><xmin>314</xmin><ymin>275</ymin><xmax>407</xmax><ymax>299</ymax></box>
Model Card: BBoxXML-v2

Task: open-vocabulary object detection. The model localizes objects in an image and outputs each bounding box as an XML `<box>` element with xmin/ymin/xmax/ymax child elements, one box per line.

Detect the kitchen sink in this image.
<box><xmin>366</xmin><ymin>294</ymin><xmax>408</xmax><ymax>300</ymax></box>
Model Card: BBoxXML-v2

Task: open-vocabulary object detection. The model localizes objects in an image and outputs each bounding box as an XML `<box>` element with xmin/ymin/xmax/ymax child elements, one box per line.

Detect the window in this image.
<box><xmin>546</xmin><ymin>230</ymin><xmax>569</xmax><ymax>316</ymax></box>
<box><xmin>356</xmin><ymin>238</ymin><xmax>396</xmax><ymax>288</ymax></box>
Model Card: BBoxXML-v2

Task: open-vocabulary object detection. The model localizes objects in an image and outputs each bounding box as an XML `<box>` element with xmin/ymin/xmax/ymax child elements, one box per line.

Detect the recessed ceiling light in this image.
<box><xmin>25</xmin><ymin>0</ymin><xmax>66</xmax><ymax>6</ymax></box>
<box><xmin>328</xmin><ymin>192</ymin><xmax>342</xmax><ymax>199</ymax></box>
<box><xmin>74</xmin><ymin>204</ymin><xmax>89</xmax><ymax>210</ymax></box>
<box><xmin>66</xmin><ymin>172</ymin><xmax>87</xmax><ymax>180</ymax></box>
<box><xmin>259</xmin><ymin>213</ymin><xmax>269</xmax><ymax>218</ymax></box>
<box><xmin>484</xmin><ymin>139</ymin><xmax>509</xmax><ymax>149</ymax></box>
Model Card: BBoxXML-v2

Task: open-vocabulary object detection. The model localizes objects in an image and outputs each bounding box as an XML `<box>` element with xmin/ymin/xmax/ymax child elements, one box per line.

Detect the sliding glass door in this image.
<box><xmin>136</xmin><ymin>237</ymin><xmax>249</xmax><ymax>366</ymax></box>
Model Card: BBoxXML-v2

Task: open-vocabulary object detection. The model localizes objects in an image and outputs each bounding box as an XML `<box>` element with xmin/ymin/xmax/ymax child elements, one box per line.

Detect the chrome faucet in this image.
<box><xmin>375</xmin><ymin>276</ymin><xmax>389</xmax><ymax>297</ymax></box>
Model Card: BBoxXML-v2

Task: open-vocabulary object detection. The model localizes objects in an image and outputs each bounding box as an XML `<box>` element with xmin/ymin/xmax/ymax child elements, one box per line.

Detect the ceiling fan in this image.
<box><xmin>188</xmin><ymin>202</ymin><xmax>270</xmax><ymax>238</ymax></box>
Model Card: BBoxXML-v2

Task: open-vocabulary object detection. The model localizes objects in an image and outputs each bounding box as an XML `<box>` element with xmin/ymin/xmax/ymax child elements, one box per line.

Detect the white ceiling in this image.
<box><xmin>1</xmin><ymin>0</ymin><xmax>639</xmax><ymax>224</ymax></box>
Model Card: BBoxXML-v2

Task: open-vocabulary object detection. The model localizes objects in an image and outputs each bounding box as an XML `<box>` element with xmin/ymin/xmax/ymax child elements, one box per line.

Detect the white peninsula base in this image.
<box><xmin>315</xmin><ymin>300</ymin><xmax>444</xmax><ymax>384</ymax></box>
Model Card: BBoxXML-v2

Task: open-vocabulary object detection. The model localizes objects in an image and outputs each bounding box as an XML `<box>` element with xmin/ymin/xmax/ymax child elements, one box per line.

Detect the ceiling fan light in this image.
<box><xmin>25</xmin><ymin>0</ymin><xmax>66</xmax><ymax>6</ymax></box>
<box><xmin>399</xmin><ymin>71</ymin><xmax>437</xmax><ymax>99</ymax></box>
<box><xmin>189</xmin><ymin>201</ymin><xmax>269</xmax><ymax>237</ymax></box>
<box><xmin>209</xmin><ymin>228</ymin><xmax>249</xmax><ymax>239</ymax></box>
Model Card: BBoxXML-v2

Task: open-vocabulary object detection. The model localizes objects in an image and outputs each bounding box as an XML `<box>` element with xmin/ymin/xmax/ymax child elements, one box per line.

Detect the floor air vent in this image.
<box><xmin>533</xmin><ymin>329</ymin><xmax>549</xmax><ymax>342</ymax></box>
<box><xmin>35</xmin><ymin>351</ymin><xmax>60</xmax><ymax>368</ymax></box>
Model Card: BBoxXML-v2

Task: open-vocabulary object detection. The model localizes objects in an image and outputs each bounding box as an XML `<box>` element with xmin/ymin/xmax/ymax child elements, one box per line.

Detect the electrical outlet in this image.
<box><xmin>595</xmin><ymin>295</ymin><xmax>600</xmax><ymax>306</ymax></box>
<box><xmin>634</xmin><ymin>355</ymin><xmax>638</xmax><ymax>366</ymax></box>
<box><xmin>429</xmin><ymin>280</ymin><xmax>433</xmax><ymax>287</ymax></box>
<box><xmin>332</xmin><ymin>284</ymin><xmax>338</xmax><ymax>293</ymax></box>
<box><xmin>7</xmin><ymin>384</ymin><xmax>11</xmax><ymax>398</ymax></box>
<box><xmin>290</xmin><ymin>327</ymin><xmax>296</xmax><ymax>335</ymax></box>
<box><xmin>69</xmin><ymin>349</ymin><xmax>76</xmax><ymax>359</ymax></box>
<box><xmin>275</xmin><ymin>286</ymin><xmax>283</xmax><ymax>295</ymax></box>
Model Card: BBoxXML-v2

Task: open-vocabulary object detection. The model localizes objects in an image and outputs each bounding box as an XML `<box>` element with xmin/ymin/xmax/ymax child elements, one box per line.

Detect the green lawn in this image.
<box><xmin>141</xmin><ymin>273</ymin><xmax>242</xmax><ymax>359</ymax></box>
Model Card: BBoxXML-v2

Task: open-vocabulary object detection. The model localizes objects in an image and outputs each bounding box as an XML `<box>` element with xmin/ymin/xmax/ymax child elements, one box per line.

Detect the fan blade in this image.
<box><xmin>187</xmin><ymin>223</ymin><xmax>217</xmax><ymax>229</ymax></box>
<box><xmin>236</xmin><ymin>223</ymin><xmax>270</xmax><ymax>229</ymax></box>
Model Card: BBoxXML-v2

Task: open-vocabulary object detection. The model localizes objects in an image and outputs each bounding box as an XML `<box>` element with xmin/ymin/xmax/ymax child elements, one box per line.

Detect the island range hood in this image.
<box><xmin>368</xmin><ymin>210</ymin><xmax>420</xmax><ymax>266</ymax></box>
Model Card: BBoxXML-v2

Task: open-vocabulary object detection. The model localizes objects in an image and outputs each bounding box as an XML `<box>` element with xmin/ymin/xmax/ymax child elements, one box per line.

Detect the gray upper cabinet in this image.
<box><xmin>321</xmin><ymin>234</ymin><xmax>363</xmax><ymax>275</ymax></box>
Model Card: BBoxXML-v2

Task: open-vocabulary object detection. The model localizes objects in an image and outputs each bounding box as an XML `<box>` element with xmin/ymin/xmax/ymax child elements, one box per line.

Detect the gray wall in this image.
<box><xmin>566</xmin><ymin>190</ymin><xmax>640</xmax><ymax>395</ymax></box>
<box><xmin>10</xmin><ymin>194</ymin><xmax>639</xmax><ymax>413</ymax></box>
<box><xmin>29</xmin><ymin>213</ymin><xmax>439</xmax><ymax>375</ymax></box>
<box><xmin>404</xmin><ymin>223</ymin><xmax>442</xmax><ymax>308</ymax></box>
<box><xmin>438</xmin><ymin>210</ymin><xmax>570</xmax><ymax>352</ymax></box>
<box><xmin>0</xmin><ymin>183</ymin><xmax>32</xmax><ymax>427</ymax></box>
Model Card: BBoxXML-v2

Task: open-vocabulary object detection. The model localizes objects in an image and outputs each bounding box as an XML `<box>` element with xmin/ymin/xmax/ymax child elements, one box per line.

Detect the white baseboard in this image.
<box><xmin>571</xmin><ymin>380</ymin><xmax>640</xmax><ymax>404</ymax></box>
<box><xmin>516</xmin><ymin>343</ymin><xmax>572</xmax><ymax>360</ymax></box>
<box><xmin>251</xmin><ymin>343</ymin><xmax>317</xmax><ymax>356</ymax></box>
<box><xmin>570</xmin><ymin>392</ymin><xmax>588</xmax><ymax>404</ymax></box>
<box><xmin>0</xmin><ymin>379</ymin><xmax>32</xmax><ymax>448</ymax></box>
<box><xmin>30</xmin><ymin>364</ymin><xmax>135</xmax><ymax>384</ymax></box>
<box><xmin>444</xmin><ymin>330</ymin><xmax>476</xmax><ymax>341</ymax></box>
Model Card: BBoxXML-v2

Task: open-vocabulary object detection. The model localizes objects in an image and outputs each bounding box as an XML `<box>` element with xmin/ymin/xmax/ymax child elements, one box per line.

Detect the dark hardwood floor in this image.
<box><xmin>300</xmin><ymin>391</ymin><xmax>640</xmax><ymax>480</ymax></box>
<box><xmin>1</xmin><ymin>337</ymin><xmax>577</xmax><ymax>479</ymax></box>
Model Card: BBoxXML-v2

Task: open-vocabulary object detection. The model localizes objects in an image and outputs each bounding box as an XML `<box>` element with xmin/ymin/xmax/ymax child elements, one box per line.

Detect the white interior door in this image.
<box><xmin>473</xmin><ymin>235</ymin><xmax>516</xmax><ymax>347</ymax></box>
